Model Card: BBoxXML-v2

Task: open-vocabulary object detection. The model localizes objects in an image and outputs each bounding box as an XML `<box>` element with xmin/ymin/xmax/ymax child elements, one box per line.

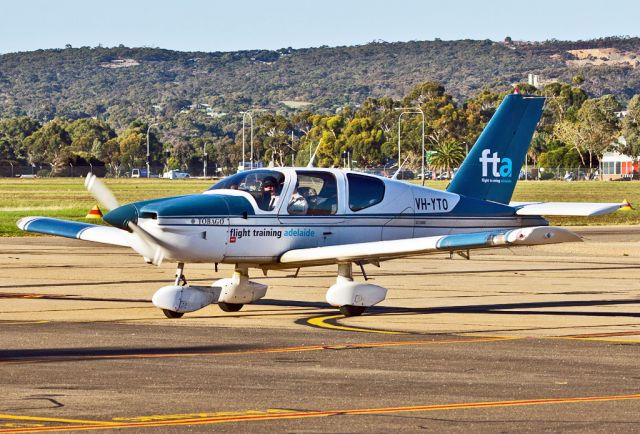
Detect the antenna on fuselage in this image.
<box><xmin>306</xmin><ymin>139</ymin><xmax>322</xmax><ymax>168</ymax></box>
<box><xmin>391</xmin><ymin>156</ymin><xmax>411</xmax><ymax>180</ymax></box>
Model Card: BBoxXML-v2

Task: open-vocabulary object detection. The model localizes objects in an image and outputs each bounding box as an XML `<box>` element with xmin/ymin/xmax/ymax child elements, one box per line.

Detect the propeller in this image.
<box><xmin>127</xmin><ymin>221</ymin><xmax>165</xmax><ymax>266</ymax></box>
<box><xmin>85</xmin><ymin>173</ymin><xmax>120</xmax><ymax>211</ymax></box>
<box><xmin>84</xmin><ymin>173</ymin><xmax>164</xmax><ymax>266</ymax></box>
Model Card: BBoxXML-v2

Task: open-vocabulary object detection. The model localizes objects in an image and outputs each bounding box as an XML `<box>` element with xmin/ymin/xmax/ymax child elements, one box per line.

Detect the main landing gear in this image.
<box><xmin>218</xmin><ymin>302</ymin><xmax>244</xmax><ymax>312</ymax></box>
<box><xmin>152</xmin><ymin>262</ymin><xmax>388</xmax><ymax>319</ymax></box>
<box><xmin>326</xmin><ymin>263</ymin><xmax>388</xmax><ymax>317</ymax></box>
<box><xmin>151</xmin><ymin>263</ymin><xmax>268</xmax><ymax>319</ymax></box>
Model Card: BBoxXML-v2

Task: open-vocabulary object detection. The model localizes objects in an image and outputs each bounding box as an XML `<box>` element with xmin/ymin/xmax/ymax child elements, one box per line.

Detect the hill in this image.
<box><xmin>1</xmin><ymin>37</ymin><xmax>640</xmax><ymax>128</ymax></box>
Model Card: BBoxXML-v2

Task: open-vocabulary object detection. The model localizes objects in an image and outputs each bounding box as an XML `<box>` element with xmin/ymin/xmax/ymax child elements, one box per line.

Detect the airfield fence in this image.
<box><xmin>0</xmin><ymin>163</ymin><xmax>620</xmax><ymax>181</ymax></box>
<box><xmin>351</xmin><ymin>166</ymin><xmax>608</xmax><ymax>181</ymax></box>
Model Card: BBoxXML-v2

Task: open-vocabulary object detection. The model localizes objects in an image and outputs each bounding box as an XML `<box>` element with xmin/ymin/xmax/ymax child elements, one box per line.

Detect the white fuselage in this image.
<box><xmin>138</xmin><ymin>168</ymin><xmax>544</xmax><ymax>264</ymax></box>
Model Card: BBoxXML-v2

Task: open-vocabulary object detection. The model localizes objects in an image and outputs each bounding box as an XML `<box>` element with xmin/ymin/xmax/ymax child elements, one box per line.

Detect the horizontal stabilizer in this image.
<box><xmin>280</xmin><ymin>226</ymin><xmax>580</xmax><ymax>266</ymax></box>
<box><xmin>511</xmin><ymin>202</ymin><xmax>624</xmax><ymax>216</ymax></box>
<box><xmin>17</xmin><ymin>217</ymin><xmax>131</xmax><ymax>247</ymax></box>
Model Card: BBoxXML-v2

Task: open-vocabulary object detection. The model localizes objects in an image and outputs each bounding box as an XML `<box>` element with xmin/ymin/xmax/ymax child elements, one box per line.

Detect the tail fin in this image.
<box><xmin>447</xmin><ymin>93</ymin><xmax>544</xmax><ymax>204</ymax></box>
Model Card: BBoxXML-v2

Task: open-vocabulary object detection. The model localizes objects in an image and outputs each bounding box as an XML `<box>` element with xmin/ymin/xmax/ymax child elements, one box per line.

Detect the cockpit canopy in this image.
<box><xmin>209</xmin><ymin>169</ymin><xmax>385</xmax><ymax>215</ymax></box>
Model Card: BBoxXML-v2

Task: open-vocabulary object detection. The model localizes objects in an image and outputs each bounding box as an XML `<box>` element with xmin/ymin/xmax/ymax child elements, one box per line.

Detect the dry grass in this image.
<box><xmin>2</xmin><ymin>178</ymin><xmax>638</xmax><ymax>236</ymax></box>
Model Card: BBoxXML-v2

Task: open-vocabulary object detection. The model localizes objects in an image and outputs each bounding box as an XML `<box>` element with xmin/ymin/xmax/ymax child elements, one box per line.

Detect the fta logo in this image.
<box><xmin>479</xmin><ymin>149</ymin><xmax>512</xmax><ymax>179</ymax></box>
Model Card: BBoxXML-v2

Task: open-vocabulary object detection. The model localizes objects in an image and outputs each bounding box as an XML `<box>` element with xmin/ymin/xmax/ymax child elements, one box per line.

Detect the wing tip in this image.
<box><xmin>16</xmin><ymin>216</ymin><xmax>39</xmax><ymax>231</ymax></box>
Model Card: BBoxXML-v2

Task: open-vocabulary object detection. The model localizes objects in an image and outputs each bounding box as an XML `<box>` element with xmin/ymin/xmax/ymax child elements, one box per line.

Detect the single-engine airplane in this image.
<box><xmin>18</xmin><ymin>93</ymin><xmax>626</xmax><ymax>318</ymax></box>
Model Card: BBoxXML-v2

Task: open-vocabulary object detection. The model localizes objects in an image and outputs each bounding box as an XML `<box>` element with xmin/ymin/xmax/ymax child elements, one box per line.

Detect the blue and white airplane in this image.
<box><xmin>17</xmin><ymin>93</ymin><xmax>625</xmax><ymax>318</ymax></box>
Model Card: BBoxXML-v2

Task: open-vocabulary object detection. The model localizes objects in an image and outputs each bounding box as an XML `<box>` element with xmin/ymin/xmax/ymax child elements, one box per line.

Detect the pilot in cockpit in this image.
<box><xmin>262</xmin><ymin>176</ymin><xmax>280</xmax><ymax>210</ymax></box>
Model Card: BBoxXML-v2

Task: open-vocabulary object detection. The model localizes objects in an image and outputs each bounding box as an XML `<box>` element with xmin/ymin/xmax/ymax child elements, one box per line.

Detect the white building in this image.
<box><xmin>601</xmin><ymin>150</ymin><xmax>636</xmax><ymax>179</ymax></box>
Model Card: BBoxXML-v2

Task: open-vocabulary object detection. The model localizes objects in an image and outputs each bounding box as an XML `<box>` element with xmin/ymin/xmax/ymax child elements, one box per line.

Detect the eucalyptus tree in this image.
<box><xmin>554</xmin><ymin>95</ymin><xmax>622</xmax><ymax>169</ymax></box>
<box><xmin>621</xmin><ymin>94</ymin><xmax>640</xmax><ymax>158</ymax></box>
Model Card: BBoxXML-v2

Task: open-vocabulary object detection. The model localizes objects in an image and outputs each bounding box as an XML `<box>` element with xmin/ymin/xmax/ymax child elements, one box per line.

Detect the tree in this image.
<box><xmin>65</xmin><ymin>118</ymin><xmax>115</xmax><ymax>160</ymax></box>
<box><xmin>94</xmin><ymin>137</ymin><xmax>123</xmax><ymax>177</ymax></box>
<box><xmin>118</xmin><ymin>127</ymin><xmax>146</xmax><ymax>169</ymax></box>
<box><xmin>0</xmin><ymin>117</ymin><xmax>41</xmax><ymax>162</ymax></box>
<box><xmin>429</xmin><ymin>140</ymin><xmax>465</xmax><ymax>177</ymax></box>
<box><xmin>541</xmin><ymin>82</ymin><xmax>588</xmax><ymax>125</ymax></box>
<box><xmin>554</xmin><ymin>95</ymin><xmax>622</xmax><ymax>169</ymax></box>
<box><xmin>23</xmin><ymin>119</ymin><xmax>72</xmax><ymax>174</ymax></box>
<box><xmin>621</xmin><ymin>94</ymin><xmax>640</xmax><ymax>157</ymax></box>
<box><xmin>256</xmin><ymin>113</ymin><xmax>292</xmax><ymax>167</ymax></box>
<box><xmin>342</xmin><ymin>117</ymin><xmax>385</xmax><ymax>167</ymax></box>
<box><xmin>163</xmin><ymin>127</ymin><xmax>194</xmax><ymax>170</ymax></box>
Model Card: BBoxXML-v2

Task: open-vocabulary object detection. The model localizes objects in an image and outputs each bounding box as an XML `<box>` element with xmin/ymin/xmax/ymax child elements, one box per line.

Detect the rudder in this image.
<box><xmin>447</xmin><ymin>93</ymin><xmax>544</xmax><ymax>204</ymax></box>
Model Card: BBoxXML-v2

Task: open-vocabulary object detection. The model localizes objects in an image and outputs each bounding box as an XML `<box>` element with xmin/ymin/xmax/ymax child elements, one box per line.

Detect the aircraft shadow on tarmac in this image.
<box><xmin>0</xmin><ymin>344</ymin><xmax>259</xmax><ymax>362</ymax></box>
<box><xmin>257</xmin><ymin>298</ymin><xmax>640</xmax><ymax>318</ymax></box>
<box><xmin>370</xmin><ymin>264</ymin><xmax>640</xmax><ymax>277</ymax></box>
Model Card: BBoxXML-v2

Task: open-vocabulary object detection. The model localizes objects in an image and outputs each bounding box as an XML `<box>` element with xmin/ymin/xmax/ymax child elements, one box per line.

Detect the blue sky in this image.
<box><xmin>1</xmin><ymin>0</ymin><xmax>638</xmax><ymax>54</ymax></box>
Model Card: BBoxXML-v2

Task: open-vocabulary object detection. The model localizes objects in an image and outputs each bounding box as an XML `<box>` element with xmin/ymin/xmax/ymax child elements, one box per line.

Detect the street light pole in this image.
<box><xmin>146</xmin><ymin>123</ymin><xmax>158</xmax><ymax>178</ymax></box>
<box><xmin>203</xmin><ymin>142</ymin><xmax>208</xmax><ymax>178</ymax></box>
<box><xmin>397</xmin><ymin>112</ymin><xmax>406</xmax><ymax>172</ymax></box>
<box><xmin>395</xmin><ymin>107</ymin><xmax>425</xmax><ymax>185</ymax></box>
<box><xmin>241</xmin><ymin>114</ymin><xmax>245</xmax><ymax>171</ymax></box>
<box><xmin>240</xmin><ymin>111</ymin><xmax>254</xmax><ymax>171</ymax></box>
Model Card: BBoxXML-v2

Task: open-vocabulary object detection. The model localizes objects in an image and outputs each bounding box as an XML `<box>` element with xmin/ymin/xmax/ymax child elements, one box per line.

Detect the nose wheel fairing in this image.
<box><xmin>151</xmin><ymin>264</ymin><xmax>268</xmax><ymax>316</ymax></box>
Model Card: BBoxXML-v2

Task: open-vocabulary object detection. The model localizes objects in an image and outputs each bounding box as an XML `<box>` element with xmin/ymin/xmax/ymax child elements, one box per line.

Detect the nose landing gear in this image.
<box><xmin>152</xmin><ymin>264</ymin><xmax>268</xmax><ymax>318</ymax></box>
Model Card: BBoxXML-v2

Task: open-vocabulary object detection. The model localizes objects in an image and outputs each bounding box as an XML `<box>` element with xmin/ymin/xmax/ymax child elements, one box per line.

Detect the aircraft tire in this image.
<box><xmin>162</xmin><ymin>309</ymin><xmax>184</xmax><ymax>319</ymax></box>
<box><xmin>218</xmin><ymin>302</ymin><xmax>244</xmax><ymax>312</ymax></box>
<box><xmin>339</xmin><ymin>305</ymin><xmax>366</xmax><ymax>317</ymax></box>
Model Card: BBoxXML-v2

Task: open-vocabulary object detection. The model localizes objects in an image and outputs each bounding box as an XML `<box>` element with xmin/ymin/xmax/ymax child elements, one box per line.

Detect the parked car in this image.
<box><xmin>131</xmin><ymin>168</ymin><xmax>146</xmax><ymax>178</ymax></box>
<box><xmin>163</xmin><ymin>170</ymin><xmax>190</xmax><ymax>179</ymax></box>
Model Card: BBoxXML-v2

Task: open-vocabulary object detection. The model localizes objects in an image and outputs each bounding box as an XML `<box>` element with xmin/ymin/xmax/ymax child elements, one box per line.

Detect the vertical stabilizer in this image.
<box><xmin>447</xmin><ymin>94</ymin><xmax>544</xmax><ymax>204</ymax></box>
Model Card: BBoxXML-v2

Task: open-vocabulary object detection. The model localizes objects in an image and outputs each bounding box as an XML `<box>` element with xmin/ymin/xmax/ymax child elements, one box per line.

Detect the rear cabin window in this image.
<box><xmin>347</xmin><ymin>173</ymin><xmax>385</xmax><ymax>211</ymax></box>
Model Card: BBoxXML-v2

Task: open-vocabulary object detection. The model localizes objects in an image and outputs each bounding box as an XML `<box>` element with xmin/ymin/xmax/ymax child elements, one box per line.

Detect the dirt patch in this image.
<box><xmin>566</xmin><ymin>48</ymin><xmax>639</xmax><ymax>68</ymax></box>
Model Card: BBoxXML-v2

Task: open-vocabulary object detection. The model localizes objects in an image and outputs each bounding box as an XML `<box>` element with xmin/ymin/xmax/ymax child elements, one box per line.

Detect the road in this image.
<box><xmin>1</xmin><ymin>226</ymin><xmax>639</xmax><ymax>432</ymax></box>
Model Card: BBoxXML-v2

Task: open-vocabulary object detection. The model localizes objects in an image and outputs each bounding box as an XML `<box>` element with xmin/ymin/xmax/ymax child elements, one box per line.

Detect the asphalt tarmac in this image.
<box><xmin>1</xmin><ymin>226</ymin><xmax>640</xmax><ymax>432</ymax></box>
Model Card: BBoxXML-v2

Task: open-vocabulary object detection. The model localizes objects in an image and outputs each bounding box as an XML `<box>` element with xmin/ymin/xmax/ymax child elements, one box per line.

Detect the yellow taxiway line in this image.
<box><xmin>306</xmin><ymin>314</ymin><xmax>407</xmax><ymax>334</ymax></box>
<box><xmin>0</xmin><ymin>321</ymin><xmax>49</xmax><ymax>326</ymax></box>
<box><xmin>1</xmin><ymin>393</ymin><xmax>639</xmax><ymax>432</ymax></box>
<box><xmin>0</xmin><ymin>414</ymin><xmax>116</xmax><ymax>426</ymax></box>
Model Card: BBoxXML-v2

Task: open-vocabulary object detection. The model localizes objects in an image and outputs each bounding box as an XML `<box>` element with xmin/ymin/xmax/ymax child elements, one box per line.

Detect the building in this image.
<box><xmin>601</xmin><ymin>151</ymin><xmax>637</xmax><ymax>179</ymax></box>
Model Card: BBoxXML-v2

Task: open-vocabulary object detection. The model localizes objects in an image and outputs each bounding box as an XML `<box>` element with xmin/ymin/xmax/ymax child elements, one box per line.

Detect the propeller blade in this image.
<box><xmin>127</xmin><ymin>221</ymin><xmax>164</xmax><ymax>266</ymax></box>
<box><xmin>85</xmin><ymin>173</ymin><xmax>120</xmax><ymax>211</ymax></box>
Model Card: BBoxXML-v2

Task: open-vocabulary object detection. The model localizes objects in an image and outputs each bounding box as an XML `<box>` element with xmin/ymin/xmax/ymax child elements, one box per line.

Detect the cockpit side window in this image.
<box><xmin>347</xmin><ymin>173</ymin><xmax>385</xmax><ymax>211</ymax></box>
<box><xmin>209</xmin><ymin>170</ymin><xmax>285</xmax><ymax>211</ymax></box>
<box><xmin>294</xmin><ymin>171</ymin><xmax>338</xmax><ymax>215</ymax></box>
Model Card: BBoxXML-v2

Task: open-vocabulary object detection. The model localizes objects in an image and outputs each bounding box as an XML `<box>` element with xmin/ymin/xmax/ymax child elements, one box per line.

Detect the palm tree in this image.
<box><xmin>430</xmin><ymin>140</ymin><xmax>465</xmax><ymax>178</ymax></box>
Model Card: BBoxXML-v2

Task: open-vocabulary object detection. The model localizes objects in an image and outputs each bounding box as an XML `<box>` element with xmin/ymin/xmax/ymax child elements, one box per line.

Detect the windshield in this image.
<box><xmin>209</xmin><ymin>170</ymin><xmax>285</xmax><ymax>211</ymax></box>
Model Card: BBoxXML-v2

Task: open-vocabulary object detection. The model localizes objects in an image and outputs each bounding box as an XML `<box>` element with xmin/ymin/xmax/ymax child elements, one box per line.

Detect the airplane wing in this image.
<box><xmin>510</xmin><ymin>202</ymin><xmax>625</xmax><ymax>216</ymax></box>
<box><xmin>279</xmin><ymin>226</ymin><xmax>580</xmax><ymax>267</ymax></box>
<box><xmin>17</xmin><ymin>217</ymin><xmax>131</xmax><ymax>247</ymax></box>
